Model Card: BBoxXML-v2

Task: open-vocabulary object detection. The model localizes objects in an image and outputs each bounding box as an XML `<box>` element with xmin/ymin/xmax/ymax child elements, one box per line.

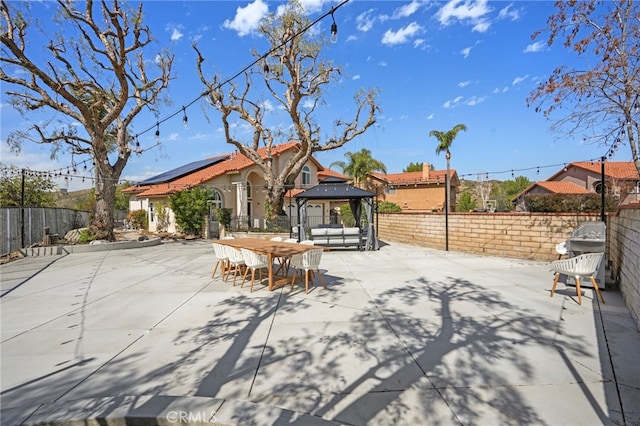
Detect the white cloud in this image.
<box><xmin>346</xmin><ymin>34</ymin><xmax>358</xmax><ymax>42</ymax></box>
<box><xmin>512</xmin><ymin>75</ymin><xmax>529</xmax><ymax>85</ymax></box>
<box><xmin>461</xmin><ymin>47</ymin><xmax>472</xmax><ymax>58</ymax></box>
<box><xmin>413</xmin><ymin>38</ymin><xmax>425</xmax><ymax>49</ymax></box>
<box><xmin>261</xmin><ymin>100</ymin><xmax>274</xmax><ymax>111</ymax></box>
<box><xmin>393</xmin><ymin>0</ymin><xmax>423</xmax><ymax>18</ymax></box>
<box><xmin>356</xmin><ymin>9</ymin><xmax>376</xmax><ymax>32</ymax></box>
<box><xmin>352</xmin><ymin>75</ymin><xmax>361</xmax><ymax>80</ymax></box>
<box><xmin>167</xmin><ymin>132</ymin><xmax>179</xmax><ymax>141</ymax></box>
<box><xmin>223</xmin><ymin>0</ymin><xmax>269</xmax><ymax>37</ymax></box>
<box><xmin>381</xmin><ymin>22</ymin><xmax>422</xmax><ymax>46</ymax></box>
<box><xmin>458</xmin><ymin>80</ymin><xmax>471</xmax><ymax>88</ymax></box>
<box><xmin>464</xmin><ymin>96</ymin><xmax>485</xmax><ymax>106</ymax></box>
<box><xmin>524</xmin><ymin>41</ymin><xmax>546</xmax><ymax>53</ymax></box>
<box><xmin>427</xmin><ymin>113</ymin><xmax>434</xmax><ymax>120</ymax></box>
<box><xmin>443</xmin><ymin>96</ymin><xmax>464</xmax><ymax>109</ymax></box>
<box><xmin>378</xmin><ymin>61</ymin><xmax>388</xmax><ymax>67</ymax></box>
<box><xmin>493</xmin><ymin>86</ymin><xmax>509</xmax><ymax>94</ymax></box>
<box><xmin>498</xmin><ymin>4</ymin><xmax>520</xmax><ymax>21</ymax></box>
<box><xmin>437</xmin><ymin>0</ymin><xmax>492</xmax><ymax>32</ymax></box>
<box><xmin>472</xmin><ymin>20</ymin><xmax>490</xmax><ymax>33</ymax></box>
<box><xmin>170</xmin><ymin>28</ymin><xmax>183</xmax><ymax>42</ymax></box>
<box><xmin>302</xmin><ymin>98</ymin><xmax>315</xmax><ymax>109</ymax></box>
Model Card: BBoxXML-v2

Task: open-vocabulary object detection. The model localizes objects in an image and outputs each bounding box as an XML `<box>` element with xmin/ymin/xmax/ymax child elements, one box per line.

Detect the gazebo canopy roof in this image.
<box><xmin>294</xmin><ymin>183</ymin><xmax>375</xmax><ymax>200</ymax></box>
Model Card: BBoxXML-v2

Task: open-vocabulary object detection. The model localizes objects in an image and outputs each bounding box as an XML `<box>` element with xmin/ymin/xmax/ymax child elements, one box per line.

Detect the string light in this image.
<box><xmin>182</xmin><ymin>106</ymin><xmax>188</xmax><ymax>128</ymax></box>
<box><xmin>330</xmin><ymin>7</ymin><xmax>338</xmax><ymax>43</ymax></box>
<box><xmin>155</xmin><ymin>122</ymin><xmax>160</xmax><ymax>143</ymax></box>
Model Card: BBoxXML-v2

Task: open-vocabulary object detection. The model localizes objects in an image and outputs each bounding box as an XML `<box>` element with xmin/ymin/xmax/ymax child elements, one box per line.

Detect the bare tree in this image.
<box><xmin>1</xmin><ymin>0</ymin><xmax>173</xmax><ymax>240</ymax></box>
<box><xmin>527</xmin><ymin>0</ymin><xmax>640</xmax><ymax>176</ymax></box>
<box><xmin>195</xmin><ymin>1</ymin><xmax>380</xmax><ymax>223</ymax></box>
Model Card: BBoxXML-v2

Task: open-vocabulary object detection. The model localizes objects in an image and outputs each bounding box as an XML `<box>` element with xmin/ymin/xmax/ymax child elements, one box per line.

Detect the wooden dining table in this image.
<box><xmin>215</xmin><ymin>238</ymin><xmax>322</xmax><ymax>291</ymax></box>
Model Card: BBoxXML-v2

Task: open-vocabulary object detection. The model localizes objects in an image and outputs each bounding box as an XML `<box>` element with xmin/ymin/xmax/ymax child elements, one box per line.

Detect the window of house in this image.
<box><xmin>302</xmin><ymin>165</ymin><xmax>311</xmax><ymax>185</ymax></box>
<box><xmin>385</xmin><ymin>187</ymin><xmax>397</xmax><ymax>195</ymax></box>
<box><xmin>209</xmin><ymin>190</ymin><xmax>223</xmax><ymax>221</ymax></box>
<box><xmin>593</xmin><ymin>181</ymin><xmax>608</xmax><ymax>194</ymax></box>
<box><xmin>246</xmin><ymin>181</ymin><xmax>252</xmax><ymax>199</ymax></box>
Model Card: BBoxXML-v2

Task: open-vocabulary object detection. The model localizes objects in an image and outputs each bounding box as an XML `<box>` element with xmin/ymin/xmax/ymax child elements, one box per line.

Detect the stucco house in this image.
<box><xmin>368</xmin><ymin>162</ymin><xmax>460</xmax><ymax>211</ymax></box>
<box><xmin>123</xmin><ymin>142</ymin><xmax>348</xmax><ymax>236</ymax></box>
<box><xmin>513</xmin><ymin>161</ymin><xmax>639</xmax><ymax>211</ymax></box>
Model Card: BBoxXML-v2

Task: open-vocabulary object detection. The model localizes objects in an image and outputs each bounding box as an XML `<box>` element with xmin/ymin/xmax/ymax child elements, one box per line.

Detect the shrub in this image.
<box><xmin>169</xmin><ymin>186</ymin><xmax>211</xmax><ymax>236</ymax></box>
<box><xmin>377</xmin><ymin>201</ymin><xmax>402</xmax><ymax>214</ymax></box>
<box><xmin>127</xmin><ymin>209</ymin><xmax>148</xmax><ymax>230</ymax></box>
<box><xmin>524</xmin><ymin>194</ymin><xmax>618</xmax><ymax>213</ymax></box>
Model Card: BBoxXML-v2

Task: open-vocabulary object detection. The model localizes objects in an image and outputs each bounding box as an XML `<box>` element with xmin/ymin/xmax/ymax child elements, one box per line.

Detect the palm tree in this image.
<box><xmin>330</xmin><ymin>148</ymin><xmax>387</xmax><ymax>188</ymax></box>
<box><xmin>429</xmin><ymin>124</ymin><xmax>467</xmax><ymax>211</ymax></box>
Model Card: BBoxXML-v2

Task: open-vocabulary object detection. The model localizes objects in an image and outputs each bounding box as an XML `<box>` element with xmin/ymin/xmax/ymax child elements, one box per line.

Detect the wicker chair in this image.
<box><xmin>290</xmin><ymin>248</ymin><xmax>325</xmax><ymax>294</ymax></box>
<box><xmin>211</xmin><ymin>242</ymin><xmax>229</xmax><ymax>281</ymax></box>
<box><xmin>549</xmin><ymin>252</ymin><xmax>605</xmax><ymax>305</ymax></box>
<box><xmin>240</xmin><ymin>248</ymin><xmax>269</xmax><ymax>293</ymax></box>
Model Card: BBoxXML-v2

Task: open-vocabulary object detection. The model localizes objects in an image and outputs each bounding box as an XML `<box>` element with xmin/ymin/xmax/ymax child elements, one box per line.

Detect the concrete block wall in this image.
<box><xmin>377</xmin><ymin>208</ymin><xmax>639</xmax><ymax>330</ymax></box>
<box><xmin>377</xmin><ymin>212</ymin><xmax>599</xmax><ymax>262</ymax></box>
<box><xmin>608</xmin><ymin>206</ymin><xmax>640</xmax><ymax>330</ymax></box>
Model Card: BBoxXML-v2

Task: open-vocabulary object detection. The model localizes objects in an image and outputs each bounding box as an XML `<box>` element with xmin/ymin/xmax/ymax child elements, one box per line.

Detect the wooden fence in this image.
<box><xmin>0</xmin><ymin>207</ymin><xmax>90</xmax><ymax>256</ymax></box>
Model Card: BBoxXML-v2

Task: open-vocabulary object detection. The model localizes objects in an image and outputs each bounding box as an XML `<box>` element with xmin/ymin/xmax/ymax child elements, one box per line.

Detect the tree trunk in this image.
<box><xmin>265</xmin><ymin>184</ymin><xmax>288</xmax><ymax>225</ymax></box>
<box><xmin>92</xmin><ymin>169</ymin><xmax>117</xmax><ymax>241</ymax></box>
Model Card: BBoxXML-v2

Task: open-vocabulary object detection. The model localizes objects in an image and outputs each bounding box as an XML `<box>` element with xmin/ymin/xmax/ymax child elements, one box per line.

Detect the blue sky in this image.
<box><xmin>1</xmin><ymin>0</ymin><xmax>632</xmax><ymax>191</ymax></box>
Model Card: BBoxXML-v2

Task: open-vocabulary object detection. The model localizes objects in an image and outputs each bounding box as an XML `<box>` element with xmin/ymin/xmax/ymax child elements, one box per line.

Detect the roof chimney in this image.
<box><xmin>422</xmin><ymin>162</ymin><xmax>430</xmax><ymax>180</ymax></box>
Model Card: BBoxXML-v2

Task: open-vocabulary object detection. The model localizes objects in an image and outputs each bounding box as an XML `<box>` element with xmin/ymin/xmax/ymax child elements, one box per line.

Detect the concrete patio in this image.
<box><xmin>1</xmin><ymin>239</ymin><xmax>639</xmax><ymax>425</ymax></box>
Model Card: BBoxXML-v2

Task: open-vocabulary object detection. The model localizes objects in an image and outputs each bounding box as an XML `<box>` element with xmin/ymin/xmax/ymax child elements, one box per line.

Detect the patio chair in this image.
<box><xmin>240</xmin><ymin>248</ymin><xmax>270</xmax><ymax>293</ymax></box>
<box><xmin>549</xmin><ymin>252</ymin><xmax>605</xmax><ymax>305</ymax></box>
<box><xmin>299</xmin><ymin>239</ymin><xmax>315</xmax><ymax>245</ymax></box>
<box><xmin>271</xmin><ymin>236</ymin><xmax>283</xmax><ymax>242</ymax></box>
<box><xmin>211</xmin><ymin>243</ymin><xmax>229</xmax><ymax>281</ymax></box>
<box><xmin>224</xmin><ymin>245</ymin><xmax>246</xmax><ymax>286</ymax></box>
<box><xmin>290</xmin><ymin>248</ymin><xmax>325</xmax><ymax>294</ymax></box>
<box><xmin>284</xmin><ymin>238</ymin><xmax>298</xmax><ymax>243</ymax></box>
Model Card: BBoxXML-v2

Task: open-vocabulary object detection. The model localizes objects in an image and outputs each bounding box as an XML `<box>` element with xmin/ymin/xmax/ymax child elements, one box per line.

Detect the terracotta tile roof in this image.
<box><xmin>534</xmin><ymin>181</ymin><xmax>592</xmax><ymax>194</ymax></box>
<box><xmin>318</xmin><ymin>168</ymin><xmax>349</xmax><ymax>181</ymax></box>
<box><xmin>371</xmin><ymin>169</ymin><xmax>453</xmax><ymax>185</ymax></box>
<box><xmin>128</xmin><ymin>142</ymin><xmax>302</xmax><ymax>197</ymax></box>
<box><xmin>546</xmin><ymin>161</ymin><xmax>639</xmax><ymax>181</ymax></box>
<box><xmin>572</xmin><ymin>161</ymin><xmax>638</xmax><ymax>179</ymax></box>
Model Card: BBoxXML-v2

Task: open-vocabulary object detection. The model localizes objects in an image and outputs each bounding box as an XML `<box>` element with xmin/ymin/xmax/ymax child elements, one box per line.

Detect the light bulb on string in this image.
<box><xmin>182</xmin><ymin>107</ymin><xmax>188</xmax><ymax>128</ymax></box>
<box><xmin>155</xmin><ymin>122</ymin><xmax>160</xmax><ymax>143</ymax></box>
<box><xmin>330</xmin><ymin>8</ymin><xmax>337</xmax><ymax>43</ymax></box>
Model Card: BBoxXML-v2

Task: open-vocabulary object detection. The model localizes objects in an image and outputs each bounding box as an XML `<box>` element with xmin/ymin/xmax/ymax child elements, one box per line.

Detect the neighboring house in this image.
<box><xmin>368</xmin><ymin>162</ymin><xmax>460</xmax><ymax>211</ymax></box>
<box><xmin>513</xmin><ymin>161</ymin><xmax>640</xmax><ymax>211</ymax></box>
<box><xmin>123</xmin><ymin>142</ymin><xmax>348</xmax><ymax>235</ymax></box>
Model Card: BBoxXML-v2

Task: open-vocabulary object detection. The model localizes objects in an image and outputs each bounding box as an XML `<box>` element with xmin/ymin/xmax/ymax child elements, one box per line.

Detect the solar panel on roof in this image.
<box><xmin>140</xmin><ymin>154</ymin><xmax>229</xmax><ymax>184</ymax></box>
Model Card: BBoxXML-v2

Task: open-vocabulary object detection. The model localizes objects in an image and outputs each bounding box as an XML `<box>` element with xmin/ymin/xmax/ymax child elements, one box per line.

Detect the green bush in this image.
<box><xmin>214</xmin><ymin>207</ymin><xmax>232</xmax><ymax>231</ymax></box>
<box><xmin>127</xmin><ymin>209</ymin><xmax>148</xmax><ymax>230</ymax></box>
<box><xmin>524</xmin><ymin>194</ymin><xmax>618</xmax><ymax>213</ymax></box>
<box><xmin>77</xmin><ymin>228</ymin><xmax>95</xmax><ymax>244</ymax></box>
<box><xmin>169</xmin><ymin>186</ymin><xmax>211</xmax><ymax>236</ymax></box>
<box><xmin>377</xmin><ymin>200</ymin><xmax>402</xmax><ymax>213</ymax></box>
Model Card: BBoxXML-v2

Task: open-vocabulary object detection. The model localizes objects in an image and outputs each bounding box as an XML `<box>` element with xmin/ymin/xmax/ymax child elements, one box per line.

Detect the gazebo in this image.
<box><xmin>294</xmin><ymin>178</ymin><xmax>379</xmax><ymax>250</ymax></box>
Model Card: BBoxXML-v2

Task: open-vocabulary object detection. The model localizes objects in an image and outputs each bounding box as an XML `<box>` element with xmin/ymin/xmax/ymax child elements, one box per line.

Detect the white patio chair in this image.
<box><xmin>299</xmin><ymin>239</ymin><xmax>315</xmax><ymax>245</ymax></box>
<box><xmin>211</xmin><ymin>242</ymin><xmax>229</xmax><ymax>281</ymax></box>
<box><xmin>290</xmin><ymin>248</ymin><xmax>325</xmax><ymax>294</ymax></box>
<box><xmin>284</xmin><ymin>238</ymin><xmax>298</xmax><ymax>243</ymax></box>
<box><xmin>224</xmin><ymin>245</ymin><xmax>245</xmax><ymax>286</ymax></box>
<box><xmin>549</xmin><ymin>252</ymin><xmax>605</xmax><ymax>305</ymax></box>
<box><xmin>270</xmin><ymin>236</ymin><xmax>283</xmax><ymax>242</ymax></box>
<box><xmin>240</xmin><ymin>248</ymin><xmax>270</xmax><ymax>293</ymax></box>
